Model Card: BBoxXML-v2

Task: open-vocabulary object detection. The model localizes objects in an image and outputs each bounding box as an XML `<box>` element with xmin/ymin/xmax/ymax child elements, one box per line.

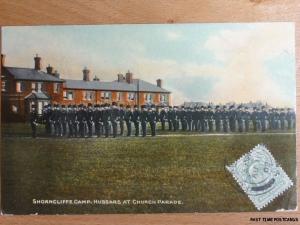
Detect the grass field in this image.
<box><xmin>1</xmin><ymin>123</ymin><xmax>297</xmax><ymax>214</ymax></box>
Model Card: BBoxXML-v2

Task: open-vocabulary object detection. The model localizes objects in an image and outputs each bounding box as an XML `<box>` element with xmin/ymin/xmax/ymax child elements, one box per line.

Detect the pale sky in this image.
<box><xmin>2</xmin><ymin>23</ymin><xmax>296</xmax><ymax>107</ymax></box>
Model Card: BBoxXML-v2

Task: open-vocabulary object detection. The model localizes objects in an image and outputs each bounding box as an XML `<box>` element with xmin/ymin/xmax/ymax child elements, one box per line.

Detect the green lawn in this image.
<box><xmin>1</xmin><ymin>125</ymin><xmax>297</xmax><ymax>214</ymax></box>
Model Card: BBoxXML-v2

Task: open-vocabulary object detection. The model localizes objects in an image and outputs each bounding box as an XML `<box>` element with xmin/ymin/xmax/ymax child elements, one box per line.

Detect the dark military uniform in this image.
<box><xmin>221</xmin><ymin>106</ymin><xmax>229</xmax><ymax>133</ymax></box>
<box><xmin>111</xmin><ymin>103</ymin><xmax>119</xmax><ymax>138</ymax></box>
<box><xmin>119</xmin><ymin>105</ymin><xmax>125</xmax><ymax>135</ymax></box>
<box><xmin>214</xmin><ymin>106</ymin><xmax>222</xmax><ymax>132</ymax></box>
<box><xmin>148</xmin><ymin>106</ymin><xmax>158</xmax><ymax>136</ymax></box>
<box><xmin>199</xmin><ymin>107</ymin><xmax>206</xmax><ymax>132</ymax></box>
<box><xmin>207</xmin><ymin>106</ymin><xmax>214</xmax><ymax>132</ymax></box>
<box><xmin>102</xmin><ymin>104</ymin><xmax>111</xmax><ymax>138</ymax></box>
<box><xmin>124</xmin><ymin>106</ymin><xmax>133</xmax><ymax>136</ymax></box>
<box><xmin>159</xmin><ymin>107</ymin><xmax>167</xmax><ymax>131</ymax></box>
<box><xmin>286</xmin><ymin>109</ymin><xmax>295</xmax><ymax>130</ymax></box>
<box><xmin>172</xmin><ymin>107</ymin><xmax>179</xmax><ymax>131</ymax></box>
<box><xmin>67</xmin><ymin>105</ymin><xmax>75</xmax><ymax>137</ymax></box>
<box><xmin>140</xmin><ymin>106</ymin><xmax>148</xmax><ymax>137</ymax></box>
<box><xmin>87</xmin><ymin>104</ymin><xmax>94</xmax><ymax>137</ymax></box>
<box><xmin>30</xmin><ymin>106</ymin><xmax>38</xmax><ymax>138</ymax></box>
<box><xmin>279</xmin><ymin>109</ymin><xmax>286</xmax><ymax>130</ymax></box>
<box><xmin>167</xmin><ymin>107</ymin><xmax>173</xmax><ymax>131</ymax></box>
<box><xmin>132</xmin><ymin>106</ymin><xmax>140</xmax><ymax>136</ymax></box>
<box><xmin>186</xmin><ymin>107</ymin><xmax>193</xmax><ymax>131</ymax></box>
<box><xmin>236</xmin><ymin>106</ymin><xmax>243</xmax><ymax>132</ymax></box>
<box><xmin>259</xmin><ymin>107</ymin><xmax>268</xmax><ymax>132</ymax></box>
<box><xmin>77</xmin><ymin>105</ymin><xmax>88</xmax><ymax>137</ymax></box>
<box><xmin>61</xmin><ymin>105</ymin><xmax>68</xmax><ymax>136</ymax></box>
<box><xmin>243</xmin><ymin>107</ymin><xmax>251</xmax><ymax>132</ymax></box>
<box><xmin>93</xmin><ymin>105</ymin><xmax>102</xmax><ymax>137</ymax></box>
<box><xmin>251</xmin><ymin>108</ymin><xmax>259</xmax><ymax>132</ymax></box>
<box><xmin>178</xmin><ymin>107</ymin><xmax>187</xmax><ymax>131</ymax></box>
<box><xmin>192</xmin><ymin>107</ymin><xmax>199</xmax><ymax>131</ymax></box>
<box><xmin>229</xmin><ymin>106</ymin><xmax>236</xmax><ymax>132</ymax></box>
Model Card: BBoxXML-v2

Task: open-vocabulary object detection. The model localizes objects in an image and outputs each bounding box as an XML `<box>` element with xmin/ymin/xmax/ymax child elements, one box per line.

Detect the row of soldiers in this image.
<box><xmin>30</xmin><ymin>103</ymin><xmax>295</xmax><ymax>138</ymax></box>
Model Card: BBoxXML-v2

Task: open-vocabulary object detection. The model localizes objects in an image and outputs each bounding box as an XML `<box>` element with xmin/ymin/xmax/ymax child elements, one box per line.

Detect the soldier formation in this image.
<box><xmin>29</xmin><ymin>103</ymin><xmax>296</xmax><ymax>138</ymax></box>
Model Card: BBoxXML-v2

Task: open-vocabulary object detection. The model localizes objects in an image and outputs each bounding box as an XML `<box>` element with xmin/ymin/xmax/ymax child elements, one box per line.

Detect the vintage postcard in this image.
<box><xmin>0</xmin><ymin>23</ymin><xmax>296</xmax><ymax>214</ymax></box>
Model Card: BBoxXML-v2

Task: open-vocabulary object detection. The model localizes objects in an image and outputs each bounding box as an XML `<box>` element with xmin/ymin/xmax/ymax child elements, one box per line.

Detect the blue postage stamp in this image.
<box><xmin>226</xmin><ymin>144</ymin><xmax>293</xmax><ymax>210</ymax></box>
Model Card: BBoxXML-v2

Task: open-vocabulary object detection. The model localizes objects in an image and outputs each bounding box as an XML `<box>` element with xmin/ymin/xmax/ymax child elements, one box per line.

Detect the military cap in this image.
<box><xmin>215</xmin><ymin>105</ymin><xmax>220</xmax><ymax>109</ymax></box>
<box><xmin>61</xmin><ymin>105</ymin><xmax>65</xmax><ymax>108</ymax></box>
<box><xmin>120</xmin><ymin>104</ymin><xmax>124</xmax><ymax>107</ymax></box>
<box><xmin>223</xmin><ymin>105</ymin><xmax>227</xmax><ymax>109</ymax></box>
<box><xmin>112</xmin><ymin>102</ymin><xmax>117</xmax><ymax>106</ymax></box>
<box><xmin>134</xmin><ymin>105</ymin><xmax>138</xmax><ymax>108</ymax></box>
<box><xmin>67</xmin><ymin>104</ymin><xmax>72</xmax><ymax>108</ymax></box>
<box><xmin>126</xmin><ymin>105</ymin><xmax>131</xmax><ymax>108</ymax></box>
<box><xmin>208</xmin><ymin>105</ymin><xmax>212</xmax><ymax>109</ymax></box>
<box><xmin>229</xmin><ymin>105</ymin><xmax>235</xmax><ymax>109</ymax></box>
<box><xmin>88</xmin><ymin>103</ymin><xmax>92</xmax><ymax>107</ymax></box>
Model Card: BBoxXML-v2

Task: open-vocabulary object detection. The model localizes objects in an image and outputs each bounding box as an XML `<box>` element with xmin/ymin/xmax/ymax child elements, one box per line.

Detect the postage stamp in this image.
<box><xmin>226</xmin><ymin>144</ymin><xmax>293</xmax><ymax>210</ymax></box>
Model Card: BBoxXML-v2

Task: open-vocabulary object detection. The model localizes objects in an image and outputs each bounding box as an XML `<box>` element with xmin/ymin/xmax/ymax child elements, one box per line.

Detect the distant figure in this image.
<box><xmin>30</xmin><ymin>105</ymin><xmax>38</xmax><ymax>138</ymax></box>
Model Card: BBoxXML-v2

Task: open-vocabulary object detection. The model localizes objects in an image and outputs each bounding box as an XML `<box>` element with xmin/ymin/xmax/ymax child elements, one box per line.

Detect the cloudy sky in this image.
<box><xmin>2</xmin><ymin>23</ymin><xmax>295</xmax><ymax>107</ymax></box>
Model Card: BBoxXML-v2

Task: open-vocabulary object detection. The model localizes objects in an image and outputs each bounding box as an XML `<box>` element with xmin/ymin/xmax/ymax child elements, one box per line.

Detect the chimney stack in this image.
<box><xmin>1</xmin><ymin>54</ymin><xmax>5</xmax><ymax>68</ymax></box>
<box><xmin>34</xmin><ymin>54</ymin><xmax>42</xmax><ymax>70</ymax></box>
<box><xmin>156</xmin><ymin>79</ymin><xmax>162</xmax><ymax>88</ymax></box>
<box><xmin>46</xmin><ymin>64</ymin><xmax>53</xmax><ymax>75</ymax></box>
<box><xmin>125</xmin><ymin>70</ymin><xmax>133</xmax><ymax>84</ymax></box>
<box><xmin>117</xmin><ymin>74</ymin><xmax>124</xmax><ymax>82</ymax></box>
<box><xmin>83</xmin><ymin>67</ymin><xmax>90</xmax><ymax>81</ymax></box>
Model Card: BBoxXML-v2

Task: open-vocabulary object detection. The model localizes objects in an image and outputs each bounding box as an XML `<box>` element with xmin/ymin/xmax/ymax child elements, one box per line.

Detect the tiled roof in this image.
<box><xmin>25</xmin><ymin>91</ymin><xmax>50</xmax><ymax>100</ymax></box>
<box><xmin>4</xmin><ymin>67</ymin><xmax>64</xmax><ymax>82</ymax></box>
<box><xmin>64</xmin><ymin>79</ymin><xmax>170</xmax><ymax>93</ymax></box>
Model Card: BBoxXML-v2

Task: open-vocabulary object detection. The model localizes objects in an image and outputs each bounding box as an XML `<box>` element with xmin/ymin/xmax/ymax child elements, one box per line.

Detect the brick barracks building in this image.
<box><xmin>1</xmin><ymin>54</ymin><xmax>171</xmax><ymax>122</ymax></box>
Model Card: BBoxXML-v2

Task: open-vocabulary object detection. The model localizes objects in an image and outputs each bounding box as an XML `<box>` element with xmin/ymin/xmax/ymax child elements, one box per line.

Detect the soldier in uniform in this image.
<box><xmin>119</xmin><ymin>104</ymin><xmax>125</xmax><ymax>136</ymax></box>
<box><xmin>172</xmin><ymin>106</ymin><xmax>179</xmax><ymax>131</ymax></box>
<box><xmin>243</xmin><ymin>106</ymin><xmax>251</xmax><ymax>132</ymax></box>
<box><xmin>178</xmin><ymin>106</ymin><xmax>187</xmax><ymax>131</ymax></box>
<box><xmin>207</xmin><ymin>105</ymin><xmax>214</xmax><ymax>132</ymax></box>
<box><xmin>251</xmin><ymin>107</ymin><xmax>259</xmax><ymax>132</ymax></box>
<box><xmin>159</xmin><ymin>106</ymin><xmax>167</xmax><ymax>131</ymax></box>
<box><xmin>167</xmin><ymin>106</ymin><xmax>173</xmax><ymax>131</ymax></box>
<box><xmin>66</xmin><ymin>105</ymin><xmax>74</xmax><ymax>137</ymax></box>
<box><xmin>192</xmin><ymin>107</ymin><xmax>199</xmax><ymax>131</ymax></box>
<box><xmin>236</xmin><ymin>105</ymin><xmax>244</xmax><ymax>132</ymax></box>
<box><xmin>111</xmin><ymin>102</ymin><xmax>119</xmax><ymax>138</ymax></box>
<box><xmin>73</xmin><ymin>105</ymin><xmax>79</xmax><ymax>137</ymax></box>
<box><xmin>86</xmin><ymin>103</ymin><xmax>94</xmax><ymax>137</ymax></box>
<box><xmin>124</xmin><ymin>105</ymin><xmax>133</xmax><ymax>136</ymax></box>
<box><xmin>140</xmin><ymin>105</ymin><xmax>148</xmax><ymax>137</ymax></box>
<box><xmin>279</xmin><ymin>108</ymin><xmax>286</xmax><ymax>130</ymax></box>
<box><xmin>43</xmin><ymin>104</ymin><xmax>52</xmax><ymax>136</ymax></box>
<box><xmin>229</xmin><ymin>105</ymin><xmax>236</xmax><ymax>132</ymax></box>
<box><xmin>286</xmin><ymin>108</ymin><xmax>295</xmax><ymax>130</ymax></box>
<box><xmin>221</xmin><ymin>106</ymin><xmax>229</xmax><ymax>133</ymax></box>
<box><xmin>30</xmin><ymin>104</ymin><xmax>38</xmax><ymax>138</ymax></box>
<box><xmin>132</xmin><ymin>105</ymin><xmax>140</xmax><ymax>136</ymax></box>
<box><xmin>199</xmin><ymin>106</ymin><xmax>206</xmax><ymax>132</ymax></box>
<box><xmin>77</xmin><ymin>104</ymin><xmax>85</xmax><ymax>137</ymax></box>
<box><xmin>103</xmin><ymin>103</ymin><xmax>111</xmax><ymax>138</ymax></box>
<box><xmin>214</xmin><ymin>105</ymin><xmax>222</xmax><ymax>132</ymax></box>
<box><xmin>61</xmin><ymin>105</ymin><xmax>68</xmax><ymax>136</ymax></box>
<box><xmin>93</xmin><ymin>104</ymin><xmax>102</xmax><ymax>137</ymax></box>
<box><xmin>260</xmin><ymin>106</ymin><xmax>268</xmax><ymax>132</ymax></box>
<box><xmin>186</xmin><ymin>107</ymin><xmax>193</xmax><ymax>131</ymax></box>
<box><xmin>148</xmin><ymin>104</ymin><xmax>158</xmax><ymax>136</ymax></box>
<box><xmin>53</xmin><ymin>104</ymin><xmax>62</xmax><ymax>137</ymax></box>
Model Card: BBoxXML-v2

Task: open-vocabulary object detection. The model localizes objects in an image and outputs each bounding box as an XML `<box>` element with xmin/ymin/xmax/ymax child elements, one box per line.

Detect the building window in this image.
<box><xmin>101</xmin><ymin>91</ymin><xmax>111</xmax><ymax>100</ymax></box>
<box><xmin>37</xmin><ymin>82</ymin><xmax>42</xmax><ymax>92</ymax></box>
<box><xmin>63</xmin><ymin>90</ymin><xmax>74</xmax><ymax>100</ymax></box>
<box><xmin>145</xmin><ymin>93</ymin><xmax>153</xmax><ymax>103</ymax></box>
<box><xmin>16</xmin><ymin>81</ymin><xmax>25</xmax><ymax>93</ymax></box>
<box><xmin>53</xmin><ymin>83</ymin><xmax>60</xmax><ymax>93</ymax></box>
<box><xmin>31</xmin><ymin>82</ymin><xmax>36</xmax><ymax>90</ymax></box>
<box><xmin>83</xmin><ymin>91</ymin><xmax>95</xmax><ymax>101</ymax></box>
<box><xmin>2</xmin><ymin>80</ymin><xmax>7</xmax><ymax>92</ymax></box>
<box><xmin>128</xmin><ymin>92</ymin><xmax>135</xmax><ymax>101</ymax></box>
<box><xmin>160</xmin><ymin>94</ymin><xmax>168</xmax><ymax>102</ymax></box>
<box><xmin>116</xmin><ymin>92</ymin><xmax>122</xmax><ymax>101</ymax></box>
